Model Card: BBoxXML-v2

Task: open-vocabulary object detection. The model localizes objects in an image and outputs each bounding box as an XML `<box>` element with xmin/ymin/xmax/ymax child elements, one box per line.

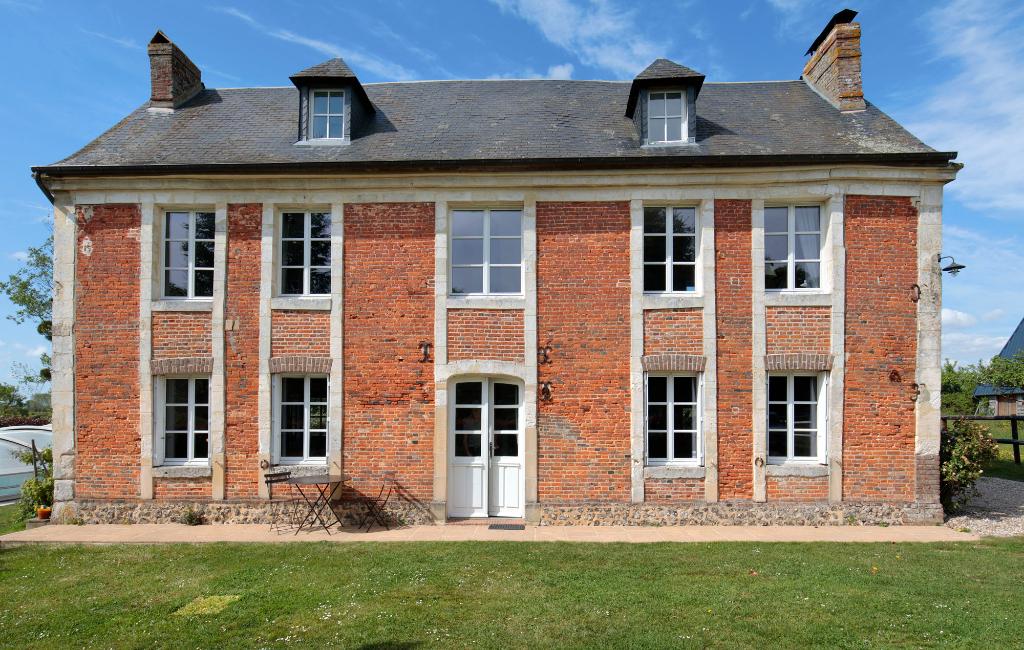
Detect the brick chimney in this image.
<box><xmin>147</xmin><ymin>30</ymin><xmax>203</xmax><ymax>110</ymax></box>
<box><xmin>802</xmin><ymin>9</ymin><xmax>865</xmax><ymax>112</ymax></box>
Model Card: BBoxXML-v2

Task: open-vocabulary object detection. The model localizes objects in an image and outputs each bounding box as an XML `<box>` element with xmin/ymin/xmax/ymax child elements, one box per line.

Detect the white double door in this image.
<box><xmin>448</xmin><ymin>378</ymin><xmax>524</xmax><ymax>518</ymax></box>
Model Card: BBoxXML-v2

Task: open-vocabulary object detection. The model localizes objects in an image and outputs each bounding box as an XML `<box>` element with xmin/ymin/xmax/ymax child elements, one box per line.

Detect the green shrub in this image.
<box><xmin>12</xmin><ymin>445</ymin><xmax>53</xmax><ymax>519</ymax></box>
<box><xmin>180</xmin><ymin>507</ymin><xmax>204</xmax><ymax>526</ymax></box>
<box><xmin>941</xmin><ymin>418</ymin><xmax>999</xmax><ymax>512</ymax></box>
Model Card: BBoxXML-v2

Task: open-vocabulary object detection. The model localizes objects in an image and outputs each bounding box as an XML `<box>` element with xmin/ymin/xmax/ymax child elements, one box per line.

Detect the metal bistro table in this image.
<box><xmin>286</xmin><ymin>474</ymin><xmax>349</xmax><ymax>534</ymax></box>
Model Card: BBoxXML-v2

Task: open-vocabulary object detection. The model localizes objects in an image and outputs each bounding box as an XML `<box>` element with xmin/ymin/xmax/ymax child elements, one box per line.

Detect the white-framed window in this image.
<box><xmin>279</xmin><ymin>211</ymin><xmax>331</xmax><ymax>296</ymax></box>
<box><xmin>449</xmin><ymin>208</ymin><xmax>523</xmax><ymax>295</ymax></box>
<box><xmin>645</xmin><ymin>374</ymin><xmax>702</xmax><ymax>465</ymax></box>
<box><xmin>274</xmin><ymin>375</ymin><xmax>328</xmax><ymax>464</ymax></box>
<box><xmin>643</xmin><ymin>206</ymin><xmax>698</xmax><ymax>292</ymax></box>
<box><xmin>767</xmin><ymin>373</ymin><xmax>827</xmax><ymax>463</ymax></box>
<box><xmin>310</xmin><ymin>89</ymin><xmax>344</xmax><ymax>139</ymax></box>
<box><xmin>647</xmin><ymin>91</ymin><xmax>686</xmax><ymax>144</ymax></box>
<box><xmin>764</xmin><ymin>205</ymin><xmax>822</xmax><ymax>290</ymax></box>
<box><xmin>162</xmin><ymin>210</ymin><xmax>214</xmax><ymax>299</ymax></box>
<box><xmin>156</xmin><ymin>376</ymin><xmax>209</xmax><ymax>465</ymax></box>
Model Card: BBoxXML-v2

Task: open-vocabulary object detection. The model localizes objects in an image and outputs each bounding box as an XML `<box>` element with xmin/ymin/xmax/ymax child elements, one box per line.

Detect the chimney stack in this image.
<box><xmin>802</xmin><ymin>9</ymin><xmax>865</xmax><ymax>112</ymax></box>
<box><xmin>147</xmin><ymin>30</ymin><xmax>203</xmax><ymax>110</ymax></box>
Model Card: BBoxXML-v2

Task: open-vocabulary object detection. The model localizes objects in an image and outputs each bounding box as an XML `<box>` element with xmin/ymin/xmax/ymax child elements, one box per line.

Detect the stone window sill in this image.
<box><xmin>152</xmin><ymin>465</ymin><xmax>211</xmax><ymax>478</ymax></box>
<box><xmin>152</xmin><ymin>299</ymin><xmax>213</xmax><ymax>312</ymax></box>
<box><xmin>644</xmin><ymin>465</ymin><xmax>705</xmax><ymax>479</ymax></box>
<box><xmin>642</xmin><ymin>293</ymin><xmax>703</xmax><ymax>310</ymax></box>
<box><xmin>271</xmin><ymin>297</ymin><xmax>332</xmax><ymax>311</ymax></box>
<box><xmin>446</xmin><ymin>296</ymin><xmax>525</xmax><ymax>310</ymax></box>
<box><xmin>272</xmin><ymin>463</ymin><xmax>329</xmax><ymax>477</ymax></box>
<box><xmin>765</xmin><ymin>463</ymin><xmax>829</xmax><ymax>477</ymax></box>
<box><xmin>764</xmin><ymin>292</ymin><xmax>832</xmax><ymax>307</ymax></box>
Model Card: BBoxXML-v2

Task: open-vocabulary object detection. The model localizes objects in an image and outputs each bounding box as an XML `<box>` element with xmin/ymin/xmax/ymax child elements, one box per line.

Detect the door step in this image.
<box><xmin>447</xmin><ymin>517</ymin><xmax>526</xmax><ymax>526</ymax></box>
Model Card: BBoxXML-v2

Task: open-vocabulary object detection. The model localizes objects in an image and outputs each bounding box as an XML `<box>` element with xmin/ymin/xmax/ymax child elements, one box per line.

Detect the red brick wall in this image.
<box><xmin>766</xmin><ymin>475</ymin><xmax>828</xmax><ymax>502</ymax></box>
<box><xmin>271</xmin><ymin>310</ymin><xmax>330</xmax><ymax>357</ymax></box>
<box><xmin>151</xmin><ymin>312</ymin><xmax>212</xmax><ymax>358</ymax></box>
<box><xmin>153</xmin><ymin>477</ymin><xmax>210</xmax><ymax>499</ymax></box>
<box><xmin>643</xmin><ymin>309</ymin><xmax>703</xmax><ymax>356</ymax></box>
<box><xmin>537</xmin><ymin>202</ymin><xmax>631</xmax><ymax>502</ymax></box>
<box><xmin>75</xmin><ymin>204</ymin><xmax>142</xmax><ymax>499</ymax></box>
<box><xmin>843</xmin><ymin>195</ymin><xmax>918</xmax><ymax>502</ymax></box>
<box><xmin>645</xmin><ymin>478</ymin><xmax>704</xmax><ymax>501</ymax></box>
<box><xmin>765</xmin><ymin>306</ymin><xmax>830</xmax><ymax>355</ymax></box>
<box><xmin>447</xmin><ymin>309</ymin><xmax>524</xmax><ymax>362</ymax></box>
<box><xmin>343</xmin><ymin>203</ymin><xmax>434</xmax><ymax>502</ymax></box>
<box><xmin>224</xmin><ymin>204</ymin><xmax>262</xmax><ymax>499</ymax></box>
<box><xmin>715</xmin><ymin>200</ymin><xmax>753</xmax><ymax>500</ymax></box>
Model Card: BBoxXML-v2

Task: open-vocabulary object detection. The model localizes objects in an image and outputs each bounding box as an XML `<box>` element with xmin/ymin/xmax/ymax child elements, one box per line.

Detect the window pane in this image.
<box><xmin>765</xmin><ymin>235</ymin><xmax>788</xmax><ymax>262</ymax></box>
<box><xmin>795</xmin><ymin>206</ymin><xmax>820</xmax><ymax>231</ymax></box>
<box><xmin>452</xmin><ymin>238</ymin><xmax>484</xmax><ymax>265</ymax></box>
<box><xmin>310</xmin><ymin>212</ymin><xmax>331</xmax><ymax>238</ymax></box>
<box><xmin>493</xmin><ymin>407</ymin><xmax>518</xmax><ymax>431</ymax></box>
<box><xmin>309</xmin><ymin>269</ymin><xmax>330</xmax><ymax>294</ymax></box>
<box><xmin>194</xmin><ymin>406</ymin><xmax>209</xmax><ymax>432</ymax></box>
<box><xmin>674</xmin><ymin>404</ymin><xmax>695</xmax><ymax>431</ymax></box>
<box><xmin>644</xmin><ymin>264</ymin><xmax>666</xmax><ymax>292</ymax></box>
<box><xmin>672</xmin><ymin>208</ymin><xmax>695</xmax><ymax>234</ymax></box>
<box><xmin>666</xmin><ymin>116</ymin><xmax>682</xmax><ymax>141</ymax></box>
<box><xmin>490</xmin><ymin>210</ymin><xmax>522</xmax><ymax>236</ymax></box>
<box><xmin>672</xmin><ymin>265</ymin><xmax>695</xmax><ymax>292</ymax></box>
<box><xmin>490</xmin><ymin>267</ymin><xmax>521</xmax><ymax>294</ymax></box>
<box><xmin>451</xmin><ymin>267</ymin><xmax>483</xmax><ymax>294</ymax></box>
<box><xmin>309</xmin><ymin>405</ymin><xmax>327</xmax><ymax>430</ymax></box>
<box><xmin>674</xmin><ymin>376</ymin><xmax>696</xmax><ymax>402</ymax></box>
<box><xmin>794</xmin><ymin>432</ymin><xmax>815</xmax><ymax>458</ymax></box>
<box><xmin>493</xmin><ymin>433</ymin><xmax>518</xmax><ymax>457</ymax></box>
<box><xmin>768</xmin><ymin>430</ymin><xmax>787</xmax><ymax>458</ymax></box>
<box><xmin>282</xmin><ymin>431</ymin><xmax>304</xmax><ymax>457</ymax></box>
<box><xmin>309</xmin><ymin>431</ymin><xmax>327</xmax><ymax>457</ymax></box>
<box><xmin>165</xmin><ymin>432</ymin><xmax>188</xmax><ymax>459</ymax></box>
<box><xmin>643</xmin><ymin>207</ymin><xmax>666</xmax><ymax>234</ymax></box>
<box><xmin>455</xmin><ymin>382</ymin><xmax>482</xmax><ymax>405</ymax></box>
<box><xmin>649</xmin><ymin>94</ymin><xmax>665</xmax><ymax>118</ymax></box>
<box><xmin>648</xmin><ymin>431</ymin><xmax>667</xmax><ymax>459</ymax></box>
<box><xmin>768</xmin><ymin>404</ymin><xmax>787</xmax><ymax>429</ymax></box>
<box><xmin>194</xmin><ymin>241</ymin><xmax>214</xmax><ymax>268</ymax></box>
<box><xmin>281</xmin><ymin>405</ymin><xmax>304</xmax><ymax>430</ymax></box>
<box><xmin>328</xmin><ymin>92</ymin><xmax>343</xmax><ymax>114</ymax></box>
<box><xmin>194</xmin><ymin>433</ymin><xmax>209</xmax><ymax>460</ymax></box>
<box><xmin>764</xmin><ymin>263</ymin><xmax>788</xmax><ymax>290</ymax></box>
<box><xmin>282</xmin><ymin>241</ymin><xmax>305</xmax><ymax>267</ymax></box>
<box><xmin>281</xmin><ymin>268</ymin><xmax>304</xmax><ymax>295</ymax></box>
<box><xmin>793</xmin><ymin>404</ymin><xmax>815</xmax><ymax>430</ymax></box>
<box><xmin>795</xmin><ymin>262</ymin><xmax>820</xmax><ymax>289</ymax></box>
<box><xmin>647</xmin><ymin>405</ymin><xmax>667</xmax><ymax>431</ymax></box>
<box><xmin>313</xmin><ymin>91</ymin><xmax>329</xmax><ymax>114</ymax></box>
<box><xmin>327</xmin><ymin>116</ymin><xmax>343</xmax><ymax>138</ymax></box>
<box><xmin>166</xmin><ymin>405</ymin><xmax>189</xmax><ymax>431</ymax></box>
<box><xmin>165</xmin><ymin>241</ymin><xmax>189</xmax><ymax>269</ymax></box>
<box><xmin>768</xmin><ymin>376</ymin><xmax>787</xmax><ymax>402</ymax></box>
<box><xmin>764</xmin><ymin>208</ymin><xmax>788</xmax><ymax>233</ymax></box>
<box><xmin>490</xmin><ymin>238</ymin><xmax>521</xmax><ymax>265</ymax></box>
<box><xmin>194</xmin><ymin>271</ymin><xmax>213</xmax><ymax>298</ymax></box>
<box><xmin>194</xmin><ymin>379</ymin><xmax>209</xmax><ymax>404</ymax></box>
<box><xmin>452</xmin><ymin>211</ymin><xmax>484</xmax><ymax>237</ymax></box>
<box><xmin>647</xmin><ymin>376</ymin><xmax>667</xmax><ymax>403</ymax></box>
<box><xmin>673</xmin><ymin>431</ymin><xmax>695</xmax><ymax>459</ymax></box>
<box><xmin>282</xmin><ymin>377</ymin><xmax>305</xmax><ymax>402</ymax></box>
<box><xmin>455</xmin><ymin>407</ymin><xmax>482</xmax><ymax>431</ymax></box>
<box><xmin>310</xmin><ymin>377</ymin><xmax>328</xmax><ymax>402</ymax></box>
<box><xmin>311</xmin><ymin>115</ymin><xmax>328</xmax><ymax>139</ymax></box>
<box><xmin>282</xmin><ymin>213</ymin><xmax>305</xmax><ymax>238</ymax></box>
<box><xmin>166</xmin><ymin>379</ymin><xmax>189</xmax><ymax>404</ymax></box>
<box><xmin>455</xmin><ymin>433</ymin><xmax>481</xmax><ymax>457</ymax></box>
<box><xmin>310</xmin><ymin>241</ymin><xmax>330</xmax><ymax>267</ymax></box>
<box><xmin>644</xmin><ymin>235</ymin><xmax>666</xmax><ymax>263</ymax></box>
<box><xmin>493</xmin><ymin>383</ymin><xmax>518</xmax><ymax>405</ymax></box>
<box><xmin>673</xmin><ymin>236</ymin><xmax>695</xmax><ymax>263</ymax></box>
<box><xmin>795</xmin><ymin>234</ymin><xmax>820</xmax><ymax>260</ymax></box>
<box><xmin>650</xmin><ymin>117</ymin><xmax>665</xmax><ymax>140</ymax></box>
<box><xmin>166</xmin><ymin>212</ymin><xmax>189</xmax><ymax>239</ymax></box>
<box><xmin>794</xmin><ymin>376</ymin><xmax>817</xmax><ymax>402</ymax></box>
<box><xmin>195</xmin><ymin>213</ymin><xmax>215</xmax><ymax>239</ymax></box>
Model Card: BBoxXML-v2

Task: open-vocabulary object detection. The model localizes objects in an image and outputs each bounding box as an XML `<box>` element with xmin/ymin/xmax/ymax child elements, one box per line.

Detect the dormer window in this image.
<box><xmin>648</xmin><ymin>91</ymin><xmax>685</xmax><ymax>144</ymax></box>
<box><xmin>310</xmin><ymin>90</ymin><xmax>344</xmax><ymax>139</ymax></box>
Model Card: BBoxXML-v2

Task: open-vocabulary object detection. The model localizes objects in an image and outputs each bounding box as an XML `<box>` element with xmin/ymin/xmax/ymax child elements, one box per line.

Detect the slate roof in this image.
<box><xmin>634</xmin><ymin>59</ymin><xmax>704</xmax><ymax>82</ymax></box>
<box><xmin>35</xmin><ymin>79</ymin><xmax>954</xmax><ymax>175</ymax></box>
<box><xmin>290</xmin><ymin>58</ymin><xmax>358</xmax><ymax>82</ymax></box>
<box><xmin>998</xmin><ymin>316</ymin><xmax>1024</xmax><ymax>360</ymax></box>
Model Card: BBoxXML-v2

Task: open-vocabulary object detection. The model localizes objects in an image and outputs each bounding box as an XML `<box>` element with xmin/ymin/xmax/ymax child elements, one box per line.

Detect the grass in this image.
<box><xmin>968</xmin><ymin>419</ymin><xmax>1024</xmax><ymax>481</ymax></box>
<box><xmin>0</xmin><ymin>504</ymin><xmax>25</xmax><ymax>535</ymax></box>
<box><xmin>1</xmin><ymin>539</ymin><xmax>1023</xmax><ymax>648</ymax></box>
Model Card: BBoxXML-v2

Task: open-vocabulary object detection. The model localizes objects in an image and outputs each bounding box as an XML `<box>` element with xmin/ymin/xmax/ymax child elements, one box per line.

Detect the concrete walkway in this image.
<box><xmin>0</xmin><ymin>523</ymin><xmax>977</xmax><ymax>546</ymax></box>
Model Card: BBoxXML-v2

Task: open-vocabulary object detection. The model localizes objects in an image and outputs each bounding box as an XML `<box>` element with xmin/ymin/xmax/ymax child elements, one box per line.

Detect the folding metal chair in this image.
<box><xmin>264</xmin><ymin>470</ymin><xmax>301</xmax><ymax>532</ymax></box>
<box><xmin>357</xmin><ymin>471</ymin><xmax>396</xmax><ymax>532</ymax></box>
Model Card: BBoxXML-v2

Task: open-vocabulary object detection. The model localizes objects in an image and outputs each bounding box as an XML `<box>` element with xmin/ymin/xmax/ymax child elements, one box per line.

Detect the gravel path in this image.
<box><xmin>945</xmin><ymin>477</ymin><xmax>1024</xmax><ymax>537</ymax></box>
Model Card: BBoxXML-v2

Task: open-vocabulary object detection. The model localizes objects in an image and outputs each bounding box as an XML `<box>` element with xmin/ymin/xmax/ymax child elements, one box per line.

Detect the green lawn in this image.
<box><xmin>970</xmin><ymin>420</ymin><xmax>1024</xmax><ymax>481</ymax></box>
<box><xmin>0</xmin><ymin>504</ymin><xmax>25</xmax><ymax>535</ymax></box>
<box><xmin>1</xmin><ymin>538</ymin><xmax>1023</xmax><ymax>648</ymax></box>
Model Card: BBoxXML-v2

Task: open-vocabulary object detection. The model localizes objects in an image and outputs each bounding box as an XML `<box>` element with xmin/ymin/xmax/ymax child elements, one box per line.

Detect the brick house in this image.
<box><xmin>34</xmin><ymin>11</ymin><xmax>958</xmax><ymax>525</ymax></box>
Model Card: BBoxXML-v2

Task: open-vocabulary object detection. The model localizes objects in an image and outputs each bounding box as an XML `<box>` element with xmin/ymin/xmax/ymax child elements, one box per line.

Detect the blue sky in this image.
<box><xmin>0</xmin><ymin>0</ymin><xmax>1021</xmax><ymax>386</ymax></box>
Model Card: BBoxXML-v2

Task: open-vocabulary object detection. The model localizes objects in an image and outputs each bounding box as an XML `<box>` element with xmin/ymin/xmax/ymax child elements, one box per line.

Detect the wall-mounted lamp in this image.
<box><xmin>418</xmin><ymin>341</ymin><xmax>432</xmax><ymax>363</ymax></box>
<box><xmin>938</xmin><ymin>254</ymin><xmax>966</xmax><ymax>276</ymax></box>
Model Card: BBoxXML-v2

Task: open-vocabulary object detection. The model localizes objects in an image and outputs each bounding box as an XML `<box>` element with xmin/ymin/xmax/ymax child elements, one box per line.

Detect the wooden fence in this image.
<box><xmin>941</xmin><ymin>415</ymin><xmax>1023</xmax><ymax>465</ymax></box>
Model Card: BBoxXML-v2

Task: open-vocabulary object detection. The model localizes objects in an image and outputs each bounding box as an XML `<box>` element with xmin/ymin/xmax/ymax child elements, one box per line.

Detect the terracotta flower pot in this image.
<box><xmin>36</xmin><ymin>507</ymin><xmax>51</xmax><ymax>520</ymax></box>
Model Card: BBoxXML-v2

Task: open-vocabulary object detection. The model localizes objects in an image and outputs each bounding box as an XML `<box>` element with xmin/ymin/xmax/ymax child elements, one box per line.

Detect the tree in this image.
<box><xmin>0</xmin><ymin>382</ymin><xmax>28</xmax><ymax>418</ymax></box>
<box><xmin>941</xmin><ymin>360</ymin><xmax>981</xmax><ymax>416</ymax></box>
<box><xmin>0</xmin><ymin>235</ymin><xmax>52</xmax><ymax>383</ymax></box>
<box><xmin>978</xmin><ymin>352</ymin><xmax>1024</xmax><ymax>391</ymax></box>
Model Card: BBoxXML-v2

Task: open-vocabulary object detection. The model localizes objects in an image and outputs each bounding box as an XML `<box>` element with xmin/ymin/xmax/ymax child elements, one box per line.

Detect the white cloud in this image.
<box><xmin>8</xmin><ymin>251</ymin><xmax>28</xmax><ymax>262</ymax></box>
<box><xmin>487</xmin><ymin>63</ymin><xmax>575</xmax><ymax>80</ymax></box>
<box><xmin>490</xmin><ymin>0</ymin><xmax>664</xmax><ymax>78</ymax></box>
<box><xmin>943</xmin><ymin>331</ymin><xmax>1008</xmax><ymax>362</ymax></box>
<box><xmin>79</xmin><ymin>28</ymin><xmax>142</xmax><ymax>50</ymax></box>
<box><xmin>983</xmin><ymin>308</ymin><xmax>1007</xmax><ymax>322</ymax></box>
<box><xmin>214</xmin><ymin>6</ymin><xmax>417</xmax><ymax>81</ymax></box>
<box><xmin>546</xmin><ymin>63</ymin><xmax>575</xmax><ymax>80</ymax></box>
<box><xmin>907</xmin><ymin>0</ymin><xmax>1024</xmax><ymax>214</ymax></box>
<box><xmin>942</xmin><ymin>308</ymin><xmax>977</xmax><ymax>329</ymax></box>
